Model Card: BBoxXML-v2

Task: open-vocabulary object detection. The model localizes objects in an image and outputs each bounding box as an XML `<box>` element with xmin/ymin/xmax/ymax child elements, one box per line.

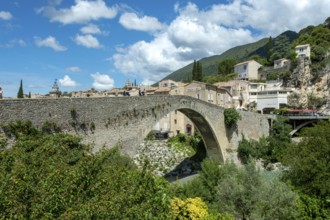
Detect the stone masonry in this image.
<box><xmin>0</xmin><ymin>95</ymin><xmax>269</xmax><ymax>162</ymax></box>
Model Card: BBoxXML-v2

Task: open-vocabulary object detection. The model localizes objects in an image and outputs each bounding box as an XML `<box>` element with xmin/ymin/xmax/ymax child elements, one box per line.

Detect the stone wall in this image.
<box><xmin>0</xmin><ymin>95</ymin><xmax>269</xmax><ymax>162</ymax></box>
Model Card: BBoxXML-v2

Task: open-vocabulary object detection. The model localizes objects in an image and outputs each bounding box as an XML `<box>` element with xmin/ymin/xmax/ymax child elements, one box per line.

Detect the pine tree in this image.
<box><xmin>17</xmin><ymin>79</ymin><xmax>24</xmax><ymax>98</ymax></box>
<box><xmin>28</xmin><ymin>92</ymin><xmax>31</xmax><ymax>98</ymax></box>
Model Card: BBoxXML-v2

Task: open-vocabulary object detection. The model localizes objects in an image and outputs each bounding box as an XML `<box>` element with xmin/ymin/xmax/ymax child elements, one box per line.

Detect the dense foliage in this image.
<box><xmin>175</xmin><ymin>160</ymin><xmax>299</xmax><ymax>219</ymax></box>
<box><xmin>0</xmin><ymin>121</ymin><xmax>173</xmax><ymax>219</ymax></box>
<box><xmin>238</xmin><ymin>117</ymin><xmax>292</xmax><ymax>164</ymax></box>
<box><xmin>282</xmin><ymin>121</ymin><xmax>330</xmax><ymax>199</ymax></box>
<box><xmin>217</xmin><ymin>59</ymin><xmax>236</xmax><ymax>75</ymax></box>
<box><xmin>237</xmin><ymin>119</ymin><xmax>330</xmax><ymax>218</ymax></box>
<box><xmin>1</xmin><ymin>119</ymin><xmax>330</xmax><ymax>219</ymax></box>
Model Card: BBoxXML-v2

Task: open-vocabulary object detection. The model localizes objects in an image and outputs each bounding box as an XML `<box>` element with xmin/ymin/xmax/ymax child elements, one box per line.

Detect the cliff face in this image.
<box><xmin>287</xmin><ymin>57</ymin><xmax>330</xmax><ymax>111</ymax></box>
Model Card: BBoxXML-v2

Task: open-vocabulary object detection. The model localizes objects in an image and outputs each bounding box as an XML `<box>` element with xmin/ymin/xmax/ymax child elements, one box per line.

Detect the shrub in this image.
<box><xmin>224</xmin><ymin>108</ymin><xmax>241</xmax><ymax>127</ymax></box>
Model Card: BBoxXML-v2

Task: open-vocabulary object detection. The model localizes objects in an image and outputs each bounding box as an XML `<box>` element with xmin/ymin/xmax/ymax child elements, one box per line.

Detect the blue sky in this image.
<box><xmin>1</xmin><ymin>0</ymin><xmax>329</xmax><ymax>97</ymax></box>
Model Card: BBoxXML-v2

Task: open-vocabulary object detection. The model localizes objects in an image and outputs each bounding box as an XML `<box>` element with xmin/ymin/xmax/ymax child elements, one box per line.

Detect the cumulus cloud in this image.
<box><xmin>39</xmin><ymin>0</ymin><xmax>117</xmax><ymax>24</ymax></box>
<box><xmin>80</xmin><ymin>24</ymin><xmax>101</xmax><ymax>34</ymax></box>
<box><xmin>58</xmin><ymin>75</ymin><xmax>78</xmax><ymax>87</ymax></box>
<box><xmin>66</xmin><ymin>66</ymin><xmax>83</xmax><ymax>72</ymax></box>
<box><xmin>119</xmin><ymin>12</ymin><xmax>165</xmax><ymax>32</ymax></box>
<box><xmin>0</xmin><ymin>11</ymin><xmax>12</xmax><ymax>20</ymax></box>
<box><xmin>113</xmin><ymin>0</ymin><xmax>330</xmax><ymax>84</ymax></box>
<box><xmin>34</xmin><ymin>36</ymin><xmax>67</xmax><ymax>51</ymax></box>
<box><xmin>74</xmin><ymin>34</ymin><xmax>102</xmax><ymax>48</ymax></box>
<box><xmin>91</xmin><ymin>72</ymin><xmax>114</xmax><ymax>90</ymax></box>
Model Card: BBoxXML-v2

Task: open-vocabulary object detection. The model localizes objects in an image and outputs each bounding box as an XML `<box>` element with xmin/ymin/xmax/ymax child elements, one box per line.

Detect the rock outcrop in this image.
<box><xmin>287</xmin><ymin>57</ymin><xmax>330</xmax><ymax>110</ymax></box>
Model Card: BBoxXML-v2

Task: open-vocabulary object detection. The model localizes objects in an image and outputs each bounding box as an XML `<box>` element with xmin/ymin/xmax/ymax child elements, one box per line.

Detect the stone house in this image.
<box><xmin>184</xmin><ymin>81</ymin><xmax>217</xmax><ymax>104</ymax></box>
<box><xmin>273</xmin><ymin>58</ymin><xmax>289</xmax><ymax>69</ymax></box>
<box><xmin>214</xmin><ymin>80</ymin><xmax>249</xmax><ymax>109</ymax></box>
<box><xmin>295</xmin><ymin>44</ymin><xmax>311</xmax><ymax>59</ymax></box>
<box><xmin>72</xmin><ymin>88</ymin><xmax>100</xmax><ymax>98</ymax></box>
<box><xmin>234</xmin><ymin>60</ymin><xmax>262</xmax><ymax>80</ymax></box>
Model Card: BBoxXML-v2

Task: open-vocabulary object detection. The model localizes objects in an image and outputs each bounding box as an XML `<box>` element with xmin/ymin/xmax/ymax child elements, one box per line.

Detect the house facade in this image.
<box><xmin>295</xmin><ymin>44</ymin><xmax>311</xmax><ymax>58</ymax></box>
<box><xmin>234</xmin><ymin>60</ymin><xmax>262</xmax><ymax>80</ymax></box>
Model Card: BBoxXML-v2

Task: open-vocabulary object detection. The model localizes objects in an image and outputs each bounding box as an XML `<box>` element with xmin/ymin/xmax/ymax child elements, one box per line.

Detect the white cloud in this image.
<box><xmin>113</xmin><ymin>0</ymin><xmax>330</xmax><ymax>84</ymax></box>
<box><xmin>80</xmin><ymin>24</ymin><xmax>101</xmax><ymax>34</ymax></box>
<box><xmin>58</xmin><ymin>75</ymin><xmax>78</xmax><ymax>87</ymax></box>
<box><xmin>1</xmin><ymin>39</ymin><xmax>26</xmax><ymax>48</ymax></box>
<box><xmin>0</xmin><ymin>11</ymin><xmax>12</xmax><ymax>20</ymax></box>
<box><xmin>119</xmin><ymin>12</ymin><xmax>165</xmax><ymax>32</ymax></box>
<box><xmin>39</xmin><ymin>0</ymin><xmax>117</xmax><ymax>24</ymax></box>
<box><xmin>66</xmin><ymin>66</ymin><xmax>83</xmax><ymax>72</ymax></box>
<box><xmin>34</xmin><ymin>36</ymin><xmax>67</xmax><ymax>51</ymax></box>
<box><xmin>91</xmin><ymin>72</ymin><xmax>114</xmax><ymax>90</ymax></box>
<box><xmin>74</xmin><ymin>34</ymin><xmax>102</xmax><ymax>48</ymax></box>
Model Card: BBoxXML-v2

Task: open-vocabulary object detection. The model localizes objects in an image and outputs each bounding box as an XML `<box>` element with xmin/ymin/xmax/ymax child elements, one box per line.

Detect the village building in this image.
<box><xmin>71</xmin><ymin>88</ymin><xmax>100</xmax><ymax>98</ymax></box>
<box><xmin>234</xmin><ymin>60</ymin><xmax>263</xmax><ymax>80</ymax></box>
<box><xmin>295</xmin><ymin>44</ymin><xmax>311</xmax><ymax>58</ymax></box>
<box><xmin>214</xmin><ymin>80</ymin><xmax>249</xmax><ymax>109</ymax></box>
<box><xmin>247</xmin><ymin>81</ymin><xmax>292</xmax><ymax>113</ymax></box>
<box><xmin>49</xmin><ymin>79</ymin><xmax>61</xmax><ymax>98</ymax></box>
<box><xmin>273</xmin><ymin>58</ymin><xmax>290</xmax><ymax>69</ymax></box>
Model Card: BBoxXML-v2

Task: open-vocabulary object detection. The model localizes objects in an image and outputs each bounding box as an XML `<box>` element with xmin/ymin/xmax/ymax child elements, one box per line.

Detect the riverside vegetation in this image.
<box><xmin>0</xmin><ymin>120</ymin><xmax>329</xmax><ymax>219</ymax></box>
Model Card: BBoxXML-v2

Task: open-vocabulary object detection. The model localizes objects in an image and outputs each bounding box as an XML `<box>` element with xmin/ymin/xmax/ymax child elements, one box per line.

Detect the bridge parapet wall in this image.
<box><xmin>0</xmin><ymin>96</ymin><xmax>269</xmax><ymax>162</ymax></box>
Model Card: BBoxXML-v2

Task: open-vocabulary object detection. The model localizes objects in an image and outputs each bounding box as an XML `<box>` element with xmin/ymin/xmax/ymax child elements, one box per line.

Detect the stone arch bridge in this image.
<box><xmin>0</xmin><ymin>96</ymin><xmax>269</xmax><ymax>162</ymax></box>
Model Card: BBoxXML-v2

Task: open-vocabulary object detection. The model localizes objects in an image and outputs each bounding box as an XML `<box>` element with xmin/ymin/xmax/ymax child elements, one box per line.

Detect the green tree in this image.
<box><xmin>218</xmin><ymin>59</ymin><xmax>236</xmax><ymax>75</ymax></box>
<box><xmin>282</xmin><ymin>121</ymin><xmax>330</xmax><ymax>199</ymax></box>
<box><xmin>271</xmin><ymin>35</ymin><xmax>290</xmax><ymax>61</ymax></box>
<box><xmin>192</xmin><ymin>60</ymin><xmax>203</xmax><ymax>81</ymax></box>
<box><xmin>17</xmin><ymin>79</ymin><xmax>24</xmax><ymax>98</ymax></box>
<box><xmin>0</xmin><ymin>121</ymin><xmax>173</xmax><ymax>219</ymax></box>
<box><xmin>324</xmin><ymin>16</ymin><xmax>330</xmax><ymax>29</ymax></box>
<box><xmin>266</xmin><ymin>36</ymin><xmax>273</xmax><ymax>62</ymax></box>
<box><xmin>197</xmin><ymin>61</ymin><xmax>203</xmax><ymax>81</ymax></box>
<box><xmin>192</xmin><ymin>60</ymin><xmax>198</xmax><ymax>81</ymax></box>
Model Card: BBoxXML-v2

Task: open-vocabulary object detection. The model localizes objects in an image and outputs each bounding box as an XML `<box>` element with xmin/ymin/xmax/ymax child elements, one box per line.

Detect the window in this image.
<box><xmin>243</xmin><ymin>64</ymin><xmax>247</xmax><ymax>70</ymax></box>
<box><xmin>174</xmin><ymin>119</ymin><xmax>177</xmax><ymax>124</ymax></box>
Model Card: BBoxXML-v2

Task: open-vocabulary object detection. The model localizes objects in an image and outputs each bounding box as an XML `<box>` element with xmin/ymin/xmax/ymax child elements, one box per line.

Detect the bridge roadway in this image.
<box><xmin>0</xmin><ymin>96</ymin><xmax>269</xmax><ymax>162</ymax></box>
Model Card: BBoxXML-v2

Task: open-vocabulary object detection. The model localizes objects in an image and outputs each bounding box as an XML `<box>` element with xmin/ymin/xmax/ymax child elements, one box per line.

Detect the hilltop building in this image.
<box><xmin>234</xmin><ymin>60</ymin><xmax>263</xmax><ymax>80</ymax></box>
<box><xmin>295</xmin><ymin>44</ymin><xmax>311</xmax><ymax>58</ymax></box>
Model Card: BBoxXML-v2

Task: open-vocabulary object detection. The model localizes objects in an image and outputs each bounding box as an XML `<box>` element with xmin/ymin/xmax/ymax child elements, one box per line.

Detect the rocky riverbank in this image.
<box><xmin>133</xmin><ymin>140</ymin><xmax>202</xmax><ymax>180</ymax></box>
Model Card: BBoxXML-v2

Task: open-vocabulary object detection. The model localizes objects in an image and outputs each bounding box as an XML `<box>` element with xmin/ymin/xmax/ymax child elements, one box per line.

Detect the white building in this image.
<box><xmin>247</xmin><ymin>81</ymin><xmax>292</xmax><ymax>113</ymax></box>
<box><xmin>295</xmin><ymin>44</ymin><xmax>311</xmax><ymax>58</ymax></box>
<box><xmin>234</xmin><ymin>60</ymin><xmax>263</xmax><ymax>80</ymax></box>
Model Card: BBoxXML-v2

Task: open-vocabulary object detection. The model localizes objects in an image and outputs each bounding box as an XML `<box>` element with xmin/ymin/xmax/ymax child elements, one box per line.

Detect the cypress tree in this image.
<box><xmin>17</xmin><ymin>79</ymin><xmax>24</xmax><ymax>98</ymax></box>
<box><xmin>196</xmin><ymin>62</ymin><xmax>203</xmax><ymax>81</ymax></box>
<box><xmin>266</xmin><ymin>36</ymin><xmax>273</xmax><ymax>62</ymax></box>
<box><xmin>192</xmin><ymin>60</ymin><xmax>197</xmax><ymax>81</ymax></box>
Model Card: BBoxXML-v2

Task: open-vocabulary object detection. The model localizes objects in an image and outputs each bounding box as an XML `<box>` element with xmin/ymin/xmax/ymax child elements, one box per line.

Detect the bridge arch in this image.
<box><xmin>290</xmin><ymin>120</ymin><xmax>317</xmax><ymax>136</ymax></box>
<box><xmin>178</xmin><ymin>108</ymin><xmax>224</xmax><ymax>162</ymax></box>
<box><xmin>0</xmin><ymin>95</ymin><xmax>269</xmax><ymax>162</ymax></box>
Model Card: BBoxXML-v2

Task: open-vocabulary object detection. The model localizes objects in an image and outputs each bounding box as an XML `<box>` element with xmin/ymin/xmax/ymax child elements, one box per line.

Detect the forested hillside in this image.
<box><xmin>160</xmin><ymin>31</ymin><xmax>298</xmax><ymax>82</ymax></box>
